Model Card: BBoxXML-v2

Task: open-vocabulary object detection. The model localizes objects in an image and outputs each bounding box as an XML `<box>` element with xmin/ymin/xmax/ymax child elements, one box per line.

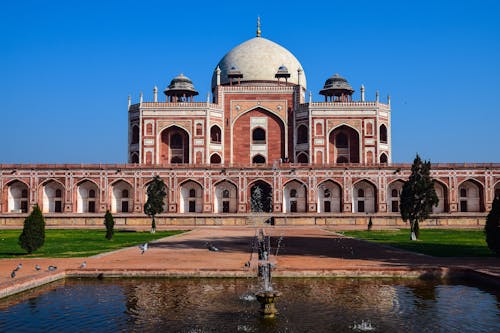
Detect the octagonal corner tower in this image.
<box><xmin>211</xmin><ymin>36</ymin><xmax>306</xmax><ymax>90</ymax></box>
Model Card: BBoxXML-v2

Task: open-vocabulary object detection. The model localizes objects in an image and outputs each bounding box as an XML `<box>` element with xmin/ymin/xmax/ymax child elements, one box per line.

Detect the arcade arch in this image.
<box><xmin>283</xmin><ymin>180</ymin><xmax>307</xmax><ymax>213</ymax></box>
<box><xmin>317</xmin><ymin>180</ymin><xmax>341</xmax><ymax>213</ymax></box>
<box><xmin>353</xmin><ymin>180</ymin><xmax>376</xmax><ymax>213</ymax></box>
<box><xmin>180</xmin><ymin>181</ymin><xmax>202</xmax><ymax>213</ymax></box>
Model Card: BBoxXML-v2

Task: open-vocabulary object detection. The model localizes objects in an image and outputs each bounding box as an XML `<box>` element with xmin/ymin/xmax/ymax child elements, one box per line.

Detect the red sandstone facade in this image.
<box><xmin>1</xmin><ymin>33</ymin><xmax>499</xmax><ymax>222</ymax></box>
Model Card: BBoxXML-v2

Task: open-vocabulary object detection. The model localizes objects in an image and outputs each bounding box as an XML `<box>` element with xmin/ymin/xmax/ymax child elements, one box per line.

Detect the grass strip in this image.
<box><xmin>0</xmin><ymin>229</ymin><xmax>186</xmax><ymax>258</ymax></box>
<box><xmin>341</xmin><ymin>229</ymin><xmax>492</xmax><ymax>257</ymax></box>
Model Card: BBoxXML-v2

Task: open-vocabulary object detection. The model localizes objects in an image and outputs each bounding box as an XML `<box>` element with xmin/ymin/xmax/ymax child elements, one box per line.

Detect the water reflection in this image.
<box><xmin>0</xmin><ymin>278</ymin><xmax>499</xmax><ymax>332</ymax></box>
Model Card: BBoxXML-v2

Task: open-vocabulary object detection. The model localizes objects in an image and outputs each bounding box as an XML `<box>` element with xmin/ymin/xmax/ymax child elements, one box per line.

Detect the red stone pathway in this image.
<box><xmin>1</xmin><ymin>226</ymin><xmax>499</xmax><ymax>298</ymax></box>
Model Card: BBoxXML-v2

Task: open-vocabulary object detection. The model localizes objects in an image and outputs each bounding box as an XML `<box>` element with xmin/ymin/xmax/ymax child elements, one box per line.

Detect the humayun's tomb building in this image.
<box><xmin>1</xmin><ymin>24</ymin><xmax>499</xmax><ymax>227</ymax></box>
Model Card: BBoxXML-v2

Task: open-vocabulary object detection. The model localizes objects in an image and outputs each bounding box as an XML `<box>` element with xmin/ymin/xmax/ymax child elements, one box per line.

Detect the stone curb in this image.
<box><xmin>2</xmin><ymin>265</ymin><xmax>499</xmax><ymax>300</ymax></box>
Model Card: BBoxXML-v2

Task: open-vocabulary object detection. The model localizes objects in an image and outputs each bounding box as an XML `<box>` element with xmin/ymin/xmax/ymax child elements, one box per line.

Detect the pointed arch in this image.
<box><xmin>110</xmin><ymin>180</ymin><xmax>133</xmax><ymax>213</ymax></box>
<box><xmin>210</xmin><ymin>125</ymin><xmax>222</xmax><ymax>143</ymax></box>
<box><xmin>179</xmin><ymin>180</ymin><xmax>203</xmax><ymax>213</ymax></box>
<box><xmin>232</xmin><ymin>105</ymin><xmax>285</xmax><ymax>125</ymax></box>
<box><xmin>252</xmin><ymin>127</ymin><xmax>266</xmax><ymax>143</ymax></box>
<box><xmin>76</xmin><ymin>179</ymin><xmax>99</xmax><ymax>213</ymax></box>
<box><xmin>40</xmin><ymin>179</ymin><xmax>65</xmax><ymax>213</ymax></box>
<box><xmin>233</xmin><ymin>107</ymin><xmax>286</xmax><ymax>166</ymax></box>
<box><xmin>210</xmin><ymin>153</ymin><xmax>222</xmax><ymax>164</ymax></box>
<box><xmin>252</xmin><ymin>154</ymin><xmax>266</xmax><ymax>164</ymax></box>
<box><xmin>131</xmin><ymin>125</ymin><xmax>139</xmax><ymax>144</ymax></box>
<box><xmin>328</xmin><ymin>124</ymin><xmax>361</xmax><ymax>164</ymax></box>
<box><xmin>130</xmin><ymin>153</ymin><xmax>139</xmax><ymax>164</ymax></box>
<box><xmin>283</xmin><ymin>180</ymin><xmax>307</xmax><ymax>213</ymax></box>
<box><xmin>109</xmin><ymin>178</ymin><xmax>133</xmax><ymax>187</ymax></box>
<box><xmin>458</xmin><ymin>178</ymin><xmax>484</xmax><ymax>212</ymax></box>
<box><xmin>39</xmin><ymin>178</ymin><xmax>65</xmax><ymax>189</ymax></box>
<box><xmin>494</xmin><ymin>180</ymin><xmax>500</xmax><ymax>200</ymax></box>
<box><xmin>317</xmin><ymin>180</ymin><xmax>342</xmax><ymax>213</ymax></box>
<box><xmin>352</xmin><ymin>179</ymin><xmax>377</xmax><ymax>213</ymax></box>
<box><xmin>5</xmin><ymin>178</ymin><xmax>30</xmax><ymax>188</ymax></box>
<box><xmin>214</xmin><ymin>180</ymin><xmax>238</xmax><ymax>213</ymax></box>
<box><xmin>387</xmin><ymin>179</ymin><xmax>405</xmax><ymax>213</ymax></box>
<box><xmin>5</xmin><ymin>180</ymin><xmax>29</xmax><ymax>213</ymax></box>
<box><xmin>296</xmin><ymin>124</ymin><xmax>308</xmax><ymax>144</ymax></box>
<box><xmin>249</xmin><ymin>179</ymin><xmax>273</xmax><ymax>213</ymax></box>
<box><xmin>379</xmin><ymin>124</ymin><xmax>388</xmax><ymax>143</ymax></box>
<box><xmin>296</xmin><ymin>152</ymin><xmax>309</xmax><ymax>164</ymax></box>
<box><xmin>159</xmin><ymin>125</ymin><xmax>190</xmax><ymax>165</ymax></box>
<box><xmin>432</xmin><ymin>179</ymin><xmax>449</xmax><ymax>213</ymax></box>
<box><xmin>75</xmin><ymin>178</ymin><xmax>100</xmax><ymax>188</ymax></box>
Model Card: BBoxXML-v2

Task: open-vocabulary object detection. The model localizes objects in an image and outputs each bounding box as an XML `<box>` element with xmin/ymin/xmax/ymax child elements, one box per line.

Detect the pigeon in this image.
<box><xmin>48</xmin><ymin>265</ymin><xmax>57</xmax><ymax>271</ymax></box>
<box><xmin>35</xmin><ymin>264</ymin><xmax>41</xmax><ymax>271</ymax></box>
<box><xmin>139</xmin><ymin>242</ymin><xmax>148</xmax><ymax>255</ymax></box>
<box><xmin>206</xmin><ymin>242</ymin><xmax>219</xmax><ymax>252</ymax></box>
<box><xmin>14</xmin><ymin>263</ymin><xmax>22</xmax><ymax>271</ymax></box>
<box><xmin>10</xmin><ymin>270</ymin><xmax>16</xmax><ymax>278</ymax></box>
<box><xmin>80</xmin><ymin>261</ymin><xmax>87</xmax><ymax>269</ymax></box>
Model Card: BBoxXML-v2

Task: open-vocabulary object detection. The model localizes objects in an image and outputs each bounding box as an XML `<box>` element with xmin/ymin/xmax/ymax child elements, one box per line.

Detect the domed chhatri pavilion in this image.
<box><xmin>1</xmin><ymin>21</ymin><xmax>499</xmax><ymax>226</ymax></box>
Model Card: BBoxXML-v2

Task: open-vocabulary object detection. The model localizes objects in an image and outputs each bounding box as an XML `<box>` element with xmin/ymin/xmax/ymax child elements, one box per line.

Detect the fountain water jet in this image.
<box><xmin>253</xmin><ymin>229</ymin><xmax>282</xmax><ymax>318</ymax></box>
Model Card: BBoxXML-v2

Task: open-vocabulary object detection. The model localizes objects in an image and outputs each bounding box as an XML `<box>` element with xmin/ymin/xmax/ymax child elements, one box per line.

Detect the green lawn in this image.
<box><xmin>341</xmin><ymin>229</ymin><xmax>493</xmax><ymax>257</ymax></box>
<box><xmin>0</xmin><ymin>229</ymin><xmax>186</xmax><ymax>258</ymax></box>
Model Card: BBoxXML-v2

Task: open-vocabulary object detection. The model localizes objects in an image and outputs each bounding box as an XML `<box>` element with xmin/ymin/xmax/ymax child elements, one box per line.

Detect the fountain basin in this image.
<box><xmin>255</xmin><ymin>290</ymin><xmax>282</xmax><ymax>318</ymax></box>
<box><xmin>1</xmin><ymin>277</ymin><xmax>499</xmax><ymax>332</ymax></box>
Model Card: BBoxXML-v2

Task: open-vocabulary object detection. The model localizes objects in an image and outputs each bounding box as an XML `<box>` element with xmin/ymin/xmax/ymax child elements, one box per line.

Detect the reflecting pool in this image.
<box><xmin>1</xmin><ymin>278</ymin><xmax>499</xmax><ymax>332</ymax></box>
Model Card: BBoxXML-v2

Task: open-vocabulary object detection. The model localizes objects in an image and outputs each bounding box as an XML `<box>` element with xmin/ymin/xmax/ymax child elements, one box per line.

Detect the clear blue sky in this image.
<box><xmin>1</xmin><ymin>0</ymin><xmax>499</xmax><ymax>163</ymax></box>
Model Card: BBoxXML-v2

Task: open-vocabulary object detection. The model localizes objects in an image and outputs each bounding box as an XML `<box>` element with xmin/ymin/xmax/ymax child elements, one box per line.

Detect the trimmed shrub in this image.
<box><xmin>104</xmin><ymin>210</ymin><xmax>115</xmax><ymax>240</ymax></box>
<box><xmin>19</xmin><ymin>205</ymin><xmax>45</xmax><ymax>253</ymax></box>
<box><xmin>485</xmin><ymin>197</ymin><xmax>500</xmax><ymax>256</ymax></box>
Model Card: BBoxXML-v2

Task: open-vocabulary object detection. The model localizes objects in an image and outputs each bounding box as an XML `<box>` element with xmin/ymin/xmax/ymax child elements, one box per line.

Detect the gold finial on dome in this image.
<box><xmin>256</xmin><ymin>16</ymin><xmax>261</xmax><ymax>37</ymax></box>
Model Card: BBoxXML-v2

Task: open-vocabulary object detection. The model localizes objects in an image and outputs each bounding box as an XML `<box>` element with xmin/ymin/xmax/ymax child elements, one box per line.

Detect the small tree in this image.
<box><xmin>400</xmin><ymin>154</ymin><xmax>439</xmax><ymax>240</ymax></box>
<box><xmin>104</xmin><ymin>210</ymin><xmax>115</xmax><ymax>240</ymax></box>
<box><xmin>19</xmin><ymin>205</ymin><xmax>45</xmax><ymax>254</ymax></box>
<box><xmin>144</xmin><ymin>175</ymin><xmax>166</xmax><ymax>233</ymax></box>
<box><xmin>485</xmin><ymin>197</ymin><xmax>500</xmax><ymax>256</ymax></box>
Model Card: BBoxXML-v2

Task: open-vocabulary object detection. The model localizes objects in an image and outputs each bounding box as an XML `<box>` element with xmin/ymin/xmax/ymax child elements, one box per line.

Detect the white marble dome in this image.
<box><xmin>211</xmin><ymin>37</ymin><xmax>306</xmax><ymax>90</ymax></box>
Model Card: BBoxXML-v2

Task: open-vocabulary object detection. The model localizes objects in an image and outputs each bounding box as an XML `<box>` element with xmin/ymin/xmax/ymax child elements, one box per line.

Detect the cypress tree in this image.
<box><xmin>400</xmin><ymin>154</ymin><xmax>439</xmax><ymax>240</ymax></box>
<box><xmin>144</xmin><ymin>175</ymin><xmax>166</xmax><ymax>233</ymax></box>
<box><xmin>485</xmin><ymin>197</ymin><xmax>500</xmax><ymax>256</ymax></box>
<box><xmin>104</xmin><ymin>210</ymin><xmax>115</xmax><ymax>240</ymax></box>
<box><xmin>19</xmin><ymin>205</ymin><xmax>45</xmax><ymax>253</ymax></box>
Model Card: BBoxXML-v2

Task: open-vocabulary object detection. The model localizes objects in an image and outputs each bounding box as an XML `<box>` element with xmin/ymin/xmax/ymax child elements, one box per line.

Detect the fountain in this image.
<box><xmin>252</xmin><ymin>229</ymin><xmax>282</xmax><ymax>318</ymax></box>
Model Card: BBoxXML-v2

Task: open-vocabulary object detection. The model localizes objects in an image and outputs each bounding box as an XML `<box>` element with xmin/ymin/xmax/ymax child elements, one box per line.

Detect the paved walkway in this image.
<box><xmin>1</xmin><ymin>226</ymin><xmax>499</xmax><ymax>298</ymax></box>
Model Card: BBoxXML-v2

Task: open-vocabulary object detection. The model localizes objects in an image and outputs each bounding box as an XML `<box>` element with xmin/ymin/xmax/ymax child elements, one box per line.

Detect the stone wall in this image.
<box><xmin>0</xmin><ymin>214</ymin><xmax>487</xmax><ymax>228</ymax></box>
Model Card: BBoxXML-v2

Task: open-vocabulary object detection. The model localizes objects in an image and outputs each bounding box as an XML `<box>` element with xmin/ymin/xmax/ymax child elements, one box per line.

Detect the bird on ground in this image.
<box><xmin>206</xmin><ymin>242</ymin><xmax>219</xmax><ymax>252</ymax></box>
<box><xmin>10</xmin><ymin>270</ymin><xmax>16</xmax><ymax>278</ymax></box>
<box><xmin>139</xmin><ymin>242</ymin><xmax>148</xmax><ymax>255</ymax></box>
<box><xmin>48</xmin><ymin>265</ymin><xmax>57</xmax><ymax>271</ymax></box>
<box><xmin>80</xmin><ymin>261</ymin><xmax>87</xmax><ymax>269</ymax></box>
<box><xmin>14</xmin><ymin>263</ymin><xmax>22</xmax><ymax>271</ymax></box>
<box><xmin>35</xmin><ymin>264</ymin><xmax>41</xmax><ymax>271</ymax></box>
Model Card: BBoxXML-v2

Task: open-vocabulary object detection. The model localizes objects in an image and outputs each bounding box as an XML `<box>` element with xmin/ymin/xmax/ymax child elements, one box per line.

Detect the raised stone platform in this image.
<box><xmin>0</xmin><ymin>214</ymin><xmax>488</xmax><ymax>228</ymax></box>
